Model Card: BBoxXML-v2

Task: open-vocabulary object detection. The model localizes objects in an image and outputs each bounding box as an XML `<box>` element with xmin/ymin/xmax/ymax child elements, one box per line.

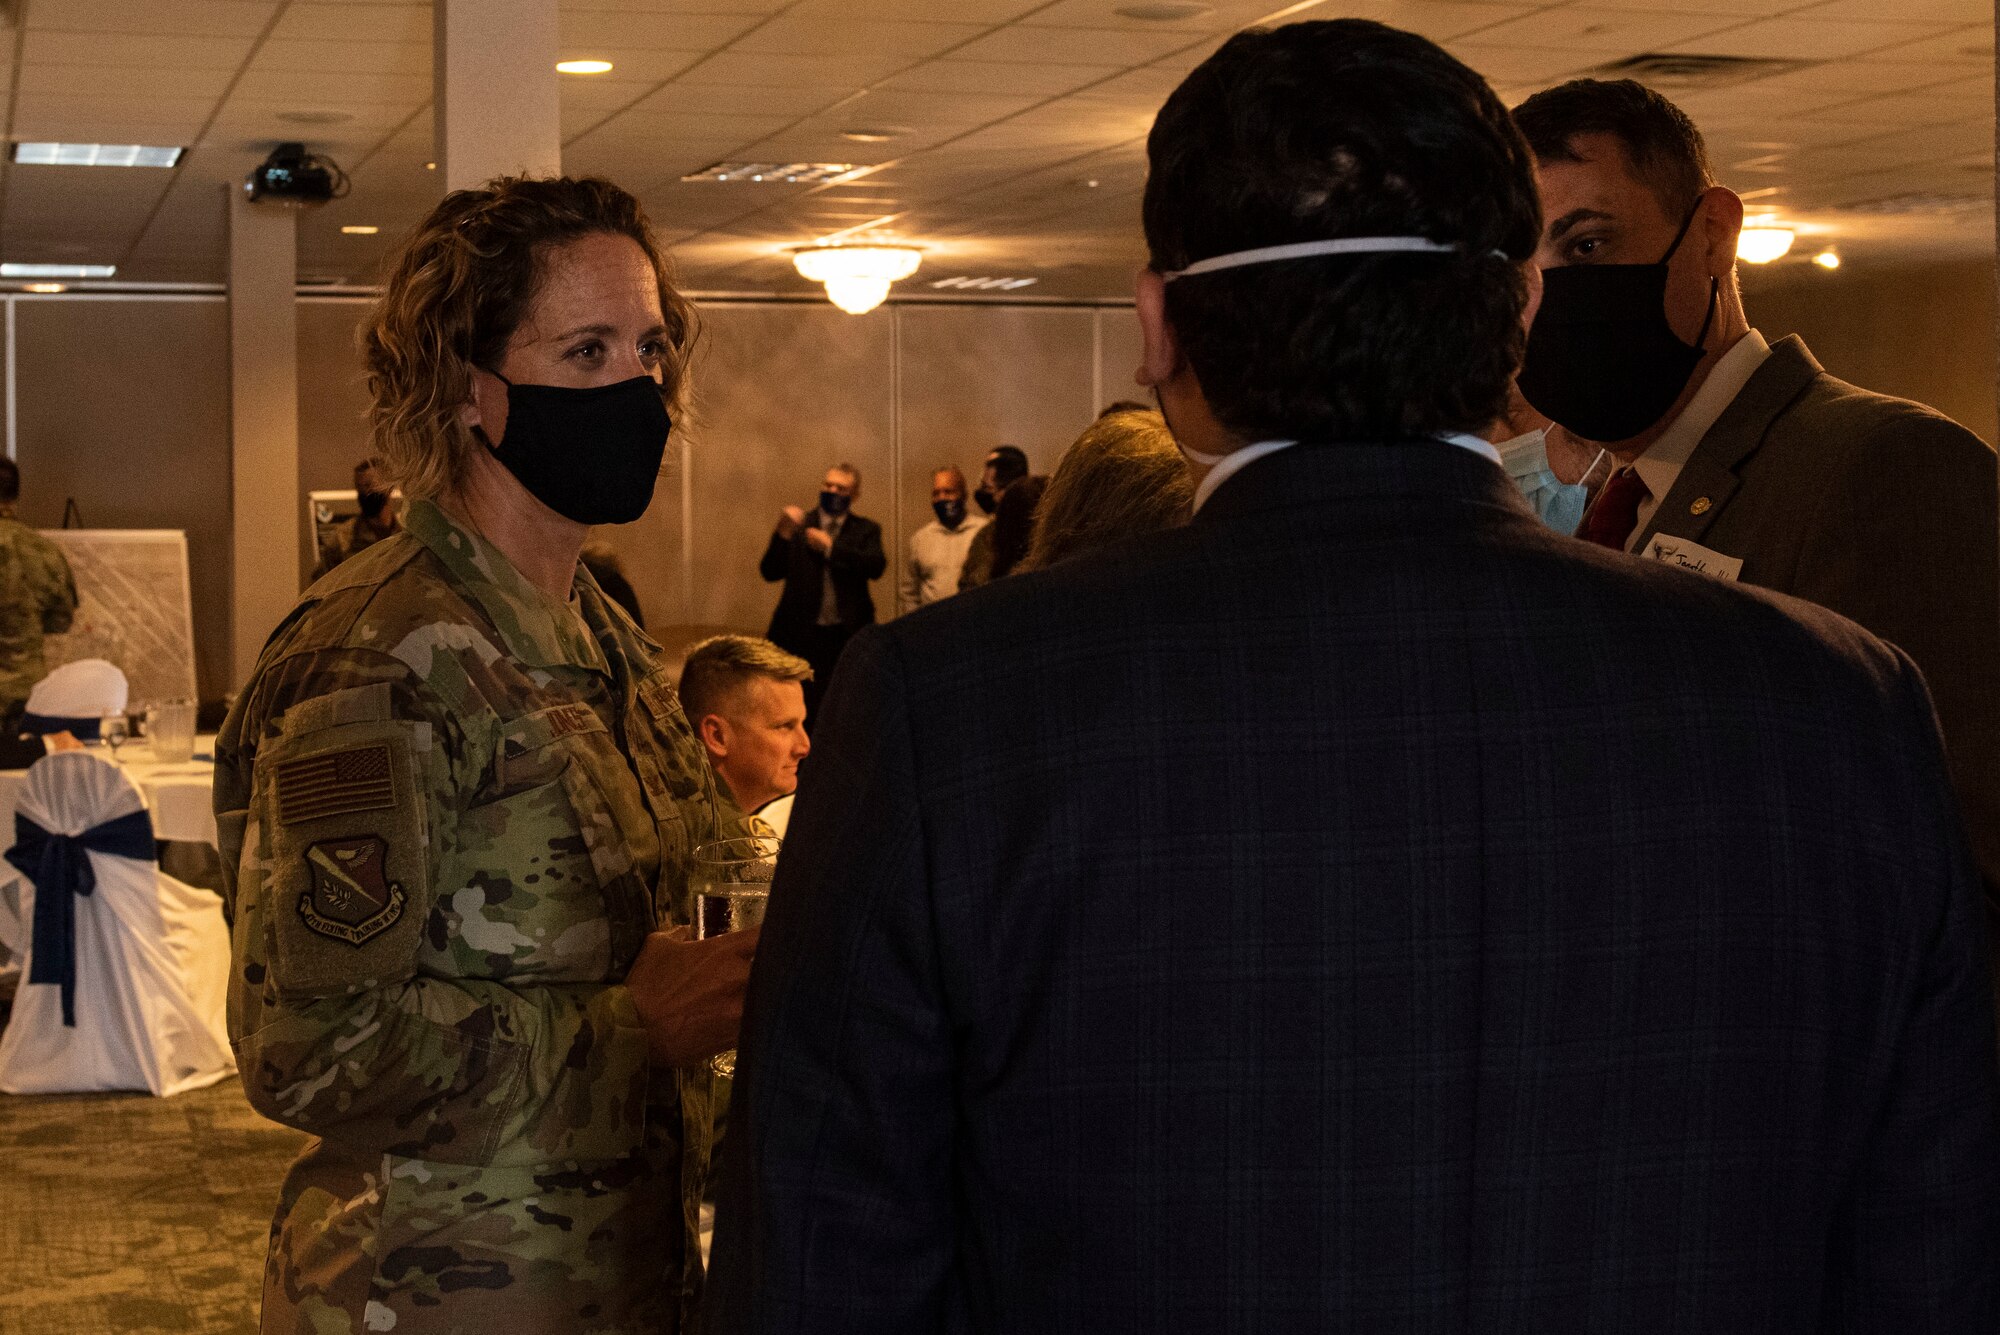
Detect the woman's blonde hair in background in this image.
<box><xmin>363</xmin><ymin>176</ymin><xmax>699</xmax><ymax>501</ymax></box>
<box><xmin>1020</xmin><ymin>409</ymin><xmax>1194</xmax><ymax>573</ymax></box>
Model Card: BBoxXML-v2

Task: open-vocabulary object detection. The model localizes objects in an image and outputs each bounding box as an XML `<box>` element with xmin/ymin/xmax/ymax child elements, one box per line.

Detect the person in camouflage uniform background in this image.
<box><xmin>0</xmin><ymin>456</ymin><xmax>78</xmax><ymax>729</ymax></box>
<box><xmin>216</xmin><ymin>177</ymin><xmax>757</xmax><ymax>1335</ymax></box>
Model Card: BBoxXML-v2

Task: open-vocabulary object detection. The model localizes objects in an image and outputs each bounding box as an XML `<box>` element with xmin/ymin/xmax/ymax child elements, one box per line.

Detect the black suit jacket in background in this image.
<box><xmin>709</xmin><ymin>442</ymin><xmax>2000</xmax><ymax>1334</ymax></box>
<box><xmin>759</xmin><ymin>511</ymin><xmax>886</xmax><ymax>652</ymax></box>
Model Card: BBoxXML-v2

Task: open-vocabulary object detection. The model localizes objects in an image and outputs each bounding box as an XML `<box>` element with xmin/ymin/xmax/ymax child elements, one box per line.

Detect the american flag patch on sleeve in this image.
<box><xmin>277</xmin><ymin>744</ymin><xmax>397</xmax><ymax>826</ymax></box>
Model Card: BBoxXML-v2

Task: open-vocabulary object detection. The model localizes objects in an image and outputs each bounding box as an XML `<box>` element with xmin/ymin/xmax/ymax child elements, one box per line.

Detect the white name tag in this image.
<box><xmin>1643</xmin><ymin>535</ymin><xmax>1743</xmax><ymax>582</ymax></box>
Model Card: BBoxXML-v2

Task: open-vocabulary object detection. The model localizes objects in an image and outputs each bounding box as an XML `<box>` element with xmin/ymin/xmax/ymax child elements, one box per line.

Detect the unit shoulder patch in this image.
<box><xmin>298</xmin><ymin>836</ymin><xmax>407</xmax><ymax>945</ymax></box>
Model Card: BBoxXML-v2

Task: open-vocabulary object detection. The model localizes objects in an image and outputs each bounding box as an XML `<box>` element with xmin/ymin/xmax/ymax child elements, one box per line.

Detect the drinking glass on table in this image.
<box><xmin>98</xmin><ymin>711</ymin><xmax>129</xmax><ymax>758</ymax></box>
<box><xmin>692</xmin><ymin>835</ymin><xmax>779</xmax><ymax>1078</ymax></box>
<box><xmin>145</xmin><ymin>699</ymin><xmax>198</xmax><ymax>764</ymax></box>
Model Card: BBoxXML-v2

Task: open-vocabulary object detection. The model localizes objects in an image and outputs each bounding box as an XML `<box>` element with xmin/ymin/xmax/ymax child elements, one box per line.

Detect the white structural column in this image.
<box><xmin>434</xmin><ymin>0</ymin><xmax>561</xmax><ymax>192</ymax></box>
<box><xmin>227</xmin><ymin>188</ymin><xmax>301</xmax><ymax>689</ymax></box>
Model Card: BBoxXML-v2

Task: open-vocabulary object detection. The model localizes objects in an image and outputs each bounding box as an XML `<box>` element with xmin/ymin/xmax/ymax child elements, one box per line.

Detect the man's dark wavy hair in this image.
<box><xmin>1143</xmin><ymin>19</ymin><xmax>1541</xmax><ymax>444</ymax></box>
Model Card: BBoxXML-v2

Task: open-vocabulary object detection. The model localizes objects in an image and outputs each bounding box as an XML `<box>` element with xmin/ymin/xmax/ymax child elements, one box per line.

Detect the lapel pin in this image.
<box><xmin>1690</xmin><ymin>497</ymin><xmax>1712</xmax><ymax>515</ymax></box>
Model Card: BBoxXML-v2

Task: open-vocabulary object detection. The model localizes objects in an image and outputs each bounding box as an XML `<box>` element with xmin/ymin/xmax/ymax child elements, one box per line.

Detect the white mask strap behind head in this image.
<box><xmin>1161</xmin><ymin>236</ymin><xmax>1502</xmax><ymax>282</ymax></box>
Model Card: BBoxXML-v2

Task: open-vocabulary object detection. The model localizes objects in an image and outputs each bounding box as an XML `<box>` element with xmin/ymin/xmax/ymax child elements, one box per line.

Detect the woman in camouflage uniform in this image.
<box><xmin>215</xmin><ymin>177</ymin><xmax>757</xmax><ymax>1334</ymax></box>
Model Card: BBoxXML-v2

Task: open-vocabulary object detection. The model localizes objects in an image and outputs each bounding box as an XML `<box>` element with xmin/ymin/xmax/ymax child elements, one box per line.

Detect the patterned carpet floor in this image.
<box><xmin>0</xmin><ymin>1062</ymin><xmax>304</xmax><ymax>1333</ymax></box>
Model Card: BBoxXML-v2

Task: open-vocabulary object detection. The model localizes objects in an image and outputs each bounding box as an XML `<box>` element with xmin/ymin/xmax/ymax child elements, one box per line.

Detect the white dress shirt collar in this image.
<box><xmin>1627</xmin><ymin>329</ymin><xmax>1770</xmax><ymax>545</ymax></box>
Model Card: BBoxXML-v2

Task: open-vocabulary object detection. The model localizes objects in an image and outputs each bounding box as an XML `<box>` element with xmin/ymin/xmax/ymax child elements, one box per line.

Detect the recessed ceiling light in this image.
<box><xmin>23</xmin><ymin>283</ymin><xmax>65</xmax><ymax>294</ymax></box>
<box><xmin>340</xmin><ymin>225</ymin><xmax>379</xmax><ymax>235</ymax></box>
<box><xmin>840</xmin><ymin>127</ymin><xmax>908</xmax><ymax>143</ymax></box>
<box><xmin>1812</xmin><ymin>249</ymin><xmax>1841</xmax><ymax>270</ymax></box>
<box><xmin>1114</xmin><ymin>2</ymin><xmax>1212</xmax><ymax>19</ymax></box>
<box><xmin>930</xmin><ymin>276</ymin><xmax>1039</xmax><ymax>291</ymax></box>
<box><xmin>1</xmin><ymin>263</ymin><xmax>115</xmax><ymax>279</ymax></box>
<box><xmin>276</xmin><ymin>109</ymin><xmax>355</xmax><ymax>125</ymax></box>
<box><xmin>13</xmin><ymin>142</ymin><xmax>181</xmax><ymax>168</ymax></box>
<box><xmin>424</xmin><ymin>161</ymin><xmax>436</xmax><ymax>170</ymax></box>
<box><xmin>683</xmin><ymin>161</ymin><xmax>858</xmax><ymax>184</ymax></box>
<box><xmin>557</xmin><ymin>59</ymin><xmax>614</xmax><ymax>74</ymax></box>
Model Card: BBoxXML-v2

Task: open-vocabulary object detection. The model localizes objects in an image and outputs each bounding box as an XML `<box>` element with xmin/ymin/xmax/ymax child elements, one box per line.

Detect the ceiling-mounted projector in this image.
<box><xmin>245</xmin><ymin>142</ymin><xmax>347</xmax><ymax>206</ymax></box>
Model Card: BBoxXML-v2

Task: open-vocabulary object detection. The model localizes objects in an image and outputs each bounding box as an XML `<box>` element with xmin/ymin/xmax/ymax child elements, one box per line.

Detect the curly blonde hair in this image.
<box><xmin>1020</xmin><ymin>410</ymin><xmax>1193</xmax><ymax>572</ymax></box>
<box><xmin>362</xmin><ymin>176</ymin><xmax>699</xmax><ymax>501</ymax></box>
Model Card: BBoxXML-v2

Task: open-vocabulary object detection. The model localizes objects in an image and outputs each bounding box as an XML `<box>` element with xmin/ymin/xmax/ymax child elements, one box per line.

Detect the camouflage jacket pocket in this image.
<box><xmin>434</xmin><ymin>706</ymin><xmax>658</xmax><ymax>982</ymax></box>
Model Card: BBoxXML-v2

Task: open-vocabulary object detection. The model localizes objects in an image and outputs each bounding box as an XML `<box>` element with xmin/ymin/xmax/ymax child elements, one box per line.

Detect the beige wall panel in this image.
<box><xmin>15</xmin><ymin>297</ymin><xmax>233</xmax><ymax>703</ymax></box>
<box><xmin>683</xmin><ymin>305</ymin><xmax>896</xmax><ymax>637</ymax></box>
<box><xmin>589</xmin><ymin>439</ymin><xmax>690</xmax><ymax>636</ymax></box>
<box><xmin>297</xmin><ymin>298</ymin><xmax>377</xmax><ymax>580</ymax></box>
<box><xmin>1094</xmin><ymin>306</ymin><xmax>1147</xmax><ymax>414</ymax></box>
<box><xmin>1746</xmin><ymin>259</ymin><xmax>1997</xmax><ymax>445</ymax></box>
<box><xmin>894</xmin><ymin>306</ymin><xmax>1096</xmax><ymax>612</ymax></box>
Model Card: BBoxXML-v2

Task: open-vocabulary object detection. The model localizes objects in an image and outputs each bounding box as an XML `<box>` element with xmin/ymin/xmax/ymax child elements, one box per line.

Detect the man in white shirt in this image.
<box><xmin>901</xmin><ymin>466</ymin><xmax>986</xmax><ymax>613</ymax></box>
<box><xmin>1514</xmin><ymin>77</ymin><xmax>2000</xmax><ymax>998</ymax></box>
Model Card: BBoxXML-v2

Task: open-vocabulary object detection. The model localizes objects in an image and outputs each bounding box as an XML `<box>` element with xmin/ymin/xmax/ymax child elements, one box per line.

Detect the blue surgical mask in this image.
<box><xmin>1497</xmin><ymin>429</ymin><xmax>1597</xmax><ymax>536</ymax></box>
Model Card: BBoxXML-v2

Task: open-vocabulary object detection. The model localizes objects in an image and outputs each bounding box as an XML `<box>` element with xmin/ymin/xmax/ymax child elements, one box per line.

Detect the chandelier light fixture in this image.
<box><xmin>792</xmin><ymin>245</ymin><xmax>922</xmax><ymax>314</ymax></box>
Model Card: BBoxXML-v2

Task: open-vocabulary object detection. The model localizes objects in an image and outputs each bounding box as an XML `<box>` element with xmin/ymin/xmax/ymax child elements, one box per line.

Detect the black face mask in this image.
<box><xmin>1516</xmin><ymin>201</ymin><xmax>1719</xmax><ymax>444</ymax></box>
<box><xmin>357</xmin><ymin>491</ymin><xmax>389</xmax><ymax>520</ymax></box>
<box><xmin>973</xmin><ymin>487</ymin><xmax>997</xmax><ymax>515</ymax></box>
<box><xmin>818</xmin><ymin>490</ymin><xmax>851</xmax><ymax>518</ymax></box>
<box><xmin>478</xmin><ymin>372</ymin><xmax>671</xmax><ymax>526</ymax></box>
<box><xmin>933</xmin><ymin>497</ymin><xmax>966</xmax><ymax>528</ymax></box>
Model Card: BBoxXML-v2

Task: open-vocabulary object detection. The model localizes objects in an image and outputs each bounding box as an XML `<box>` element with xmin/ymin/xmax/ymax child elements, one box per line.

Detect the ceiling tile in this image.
<box><xmin>877</xmin><ymin>59</ymin><xmax>1124</xmax><ymax>97</ymax></box>
<box><xmin>1296</xmin><ymin>0</ymin><xmax>1545</xmax><ymax>44</ymax></box>
<box><xmin>627</xmin><ymin>81</ymin><xmax>856</xmax><ymax>118</ymax></box>
<box><xmin>22</xmin><ymin>30</ymin><xmax>254</xmax><ymax>69</ymax></box>
<box><xmin>28</xmin><ymin>1</ymin><xmax>279</xmax><ymax>38</ymax></box>
<box><xmin>833</xmin><ymin>87</ymin><xmax>1043</xmax><ymax>128</ymax></box>
<box><xmin>678</xmin><ymin>50</ymin><xmax>908</xmax><ymax>87</ymax></box>
<box><xmin>20</xmin><ymin>64</ymin><xmax>235</xmax><ymax>102</ymax></box>
<box><xmin>1855</xmin><ymin>23</ymin><xmax>1991</xmax><ymax>63</ymax></box>
<box><xmin>948</xmin><ymin>26</ymin><xmax>1194</xmax><ymax>67</ymax></box>
<box><xmin>271</xmin><ymin>4</ymin><xmax>430</xmax><ymax>44</ymax></box>
<box><xmin>560</xmin><ymin>0</ymin><xmax>787</xmax><ymax>11</ymax></box>
<box><xmin>1016</xmin><ymin>0</ymin><xmax>1290</xmax><ymax>29</ymax></box>
<box><xmin>1459</xmin><ymin>7</ymin><xmax>1747</xmax><ymax>52</ymax></box>
<box><xmin>1790</xmin><ymin>0</ymin><xmax>1986</xmax><ymax>20</ymax></box>
<box><xmin>253</xmin><ymin>38</ymin><xmax>429</xmax><ymax>75</ymax></box>
<box><xmin>786</xmin><ymin>0</ymin><xmax>1043</xmax><ymax>19</ymax></box>
<box><xmin>1447</xmin><ymin>43</ymin><xmax>1601</xmax><ymax>86</ymax></box>
<box><xmin>229</xmin><ymin>69</ymin><xmax>430</xmax><ymax>104</ymax></box>
<box><xmin>730</xmin><ymin>17</ymin><xmax>989</xmax><ymax>60</ymax></box>
<box><xmin>559</xmin><ymin>11</ymin><xmax>766</xmax><ymax>50</ymax></box>
<box><xmin>1666</xmin><ymin>16</ymin><xmax>1959</xmax><ymax>61</ymax></box>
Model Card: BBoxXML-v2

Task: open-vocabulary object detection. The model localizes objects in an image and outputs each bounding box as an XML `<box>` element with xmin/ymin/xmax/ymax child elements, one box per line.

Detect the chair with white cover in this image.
<box><xmin>20</xmin><ymin>658</ymin><xmax>129</xmax><ymax>741</ymax></box>
<box><xmin>0</xmin><ymin>750</ymin><xmax>232</xmax><ymax>1095</ymax></box>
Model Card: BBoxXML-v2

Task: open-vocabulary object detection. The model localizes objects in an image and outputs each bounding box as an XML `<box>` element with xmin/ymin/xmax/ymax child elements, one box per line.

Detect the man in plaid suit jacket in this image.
<box><xmin>707</xmin><ymin>20</ymin><xmax>2000</xmax><ymax>1333</ymax></box>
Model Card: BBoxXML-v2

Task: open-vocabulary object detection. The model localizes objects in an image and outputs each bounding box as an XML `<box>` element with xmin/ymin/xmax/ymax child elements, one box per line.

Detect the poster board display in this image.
<box><xmin>39</xmin><ymin>529</ymin><xmax>198</xmax><ymax>708</ymax></box>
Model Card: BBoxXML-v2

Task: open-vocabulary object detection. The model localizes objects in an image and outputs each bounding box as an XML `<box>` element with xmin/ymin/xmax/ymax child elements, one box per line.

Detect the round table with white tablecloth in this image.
<box><xmin>0</xmin><ymin>736</ymin><xmax>218</xmax><ymax>853</ymax></box>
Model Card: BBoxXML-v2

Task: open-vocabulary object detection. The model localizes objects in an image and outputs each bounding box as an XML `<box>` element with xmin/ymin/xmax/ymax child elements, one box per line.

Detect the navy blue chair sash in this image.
<box><xmin>19</xmin><ymin>713</ymin><xmax>101</xmax><ymax>741</ymax></box>
<box><xmin>8</xmin><ymin>808</ymin><xmax>156</xmax><ymax>1026</ymax></box>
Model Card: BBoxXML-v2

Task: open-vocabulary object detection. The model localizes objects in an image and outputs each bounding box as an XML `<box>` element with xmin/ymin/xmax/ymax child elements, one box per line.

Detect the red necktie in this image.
<box><xmin>1578</xmin><ymin>466</ymin><xmax>1649</xmax><ymax>550</ymax></box>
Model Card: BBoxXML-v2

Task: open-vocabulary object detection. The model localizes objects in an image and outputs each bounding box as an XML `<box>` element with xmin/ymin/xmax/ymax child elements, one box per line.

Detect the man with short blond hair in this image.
<box><xmin>902</xmin><ymin>465</ymin><xmax>986</xmax><ymax>612</ymax></box>
<box><xmin>680</xmin><ymin>634</ymin><xmax>812</xmax><ymax>832</ymax></box>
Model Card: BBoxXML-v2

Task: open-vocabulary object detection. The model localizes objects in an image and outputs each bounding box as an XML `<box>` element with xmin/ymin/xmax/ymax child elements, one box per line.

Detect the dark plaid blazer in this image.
<box><xmin>707</xmin><ymin>441</ymin><xmax>2000</xmax><ymax>1334</ymax></box>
